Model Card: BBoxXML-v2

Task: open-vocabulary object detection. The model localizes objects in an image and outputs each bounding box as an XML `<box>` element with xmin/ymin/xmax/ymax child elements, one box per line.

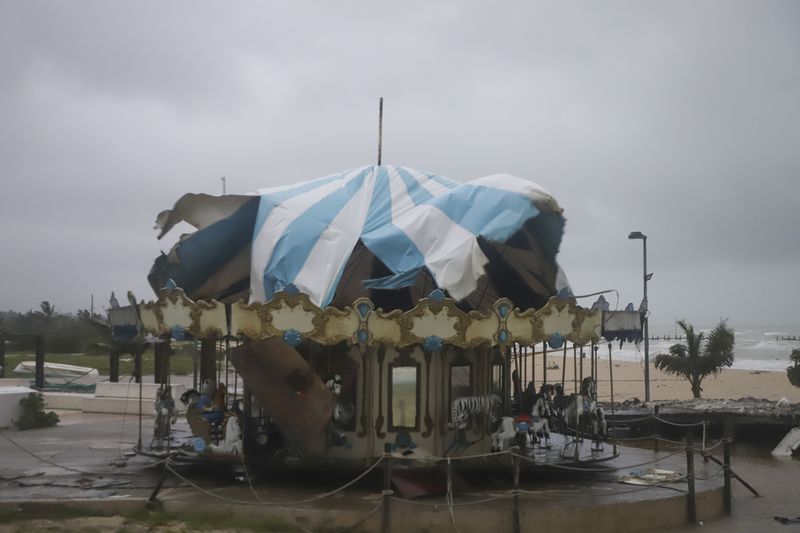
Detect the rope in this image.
<box><xmin>652</xmin><ymin>416</ymin><xmax>706</xmax><ymax>428</ymax></box>
<box><xmin>694</xmin><ymin>467</ymin><xmax>726</xmax><ymax>481</ymax></box>
<box><xmin>163</xmin><ymin>456</ymin><xmax>384</xmax><ymax>507</ymax></box>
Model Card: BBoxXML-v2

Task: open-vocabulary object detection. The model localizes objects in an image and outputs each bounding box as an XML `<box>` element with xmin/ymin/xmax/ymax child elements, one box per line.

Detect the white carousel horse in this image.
<box><xmin>208</xmin><ymin>415</ymin><xmax>242</xmax><ymax>455</ymax></box>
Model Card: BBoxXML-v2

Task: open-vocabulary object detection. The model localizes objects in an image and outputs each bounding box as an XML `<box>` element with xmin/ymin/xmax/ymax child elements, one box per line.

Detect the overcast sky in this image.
<box><xmin>1</xmin><ymin>1</ymin><xmax>798</xmax><ymax>328</ymax></box>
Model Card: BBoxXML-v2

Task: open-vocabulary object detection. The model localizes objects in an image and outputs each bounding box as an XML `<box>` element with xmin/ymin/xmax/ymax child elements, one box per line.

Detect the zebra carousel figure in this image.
<box><xmin>446</xmin><ymin>394</ymin><xmax>502</xmax><ymax>455</ymax></box>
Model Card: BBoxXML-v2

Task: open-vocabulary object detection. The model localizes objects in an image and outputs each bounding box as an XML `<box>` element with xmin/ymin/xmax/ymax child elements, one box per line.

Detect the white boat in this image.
<box><xmin>12</xmin><ymin>361</ymin><xmax>99</xmax><ymax>381</ymax></box>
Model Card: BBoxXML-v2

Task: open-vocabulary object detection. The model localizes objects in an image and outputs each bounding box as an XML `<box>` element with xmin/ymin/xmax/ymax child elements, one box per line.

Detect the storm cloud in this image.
<box><xmin>1</xmin><ymin>1</ymin><xmax>798</xmax><ymax>327</ymax></box>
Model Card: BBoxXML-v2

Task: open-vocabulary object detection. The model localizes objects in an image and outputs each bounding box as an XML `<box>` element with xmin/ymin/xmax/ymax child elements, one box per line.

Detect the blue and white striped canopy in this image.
<box><xmin>249</xmin><ymin>165</ymin><xmax>563</xmax><ymax>306</ymax></box>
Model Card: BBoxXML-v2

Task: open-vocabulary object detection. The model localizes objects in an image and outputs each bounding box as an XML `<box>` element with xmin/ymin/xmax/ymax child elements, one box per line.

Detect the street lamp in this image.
<box><xmin>628</xmin><ymin>231</ymin><xmax>652</xmax><ymax>403</ymax></box>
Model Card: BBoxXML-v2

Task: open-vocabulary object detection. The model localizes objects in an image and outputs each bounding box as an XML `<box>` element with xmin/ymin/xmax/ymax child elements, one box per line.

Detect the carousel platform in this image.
<box><xmin>0</xmin><ymin>411</ymin><xmax>726</xmax><ymax>533</ymax></box>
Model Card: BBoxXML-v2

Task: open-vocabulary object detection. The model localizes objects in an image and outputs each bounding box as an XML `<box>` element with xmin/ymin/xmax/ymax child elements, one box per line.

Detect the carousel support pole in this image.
<box><xmin>530</xmin><ymin>344</ymin><xmax>535</xmax><ymax>404</ymax></box>
<box><xmin>512</xmin><ymin>453</ymin><xmax>521</xmax><ymax>533</ymax></box>
<box><xmin>561</xmin><ymin>344</ymin><xmax>567</xmax><ymax>391</ymax></box>
<box><xmin>137</xmin><ymin>345</ymin><xmax>144</xmax><ymax>452</ymax></box>
<box><xmin>382</xmin><ymin>442</ymin><xmax>393</xmax><ymax>533</ymax></box>
<box><xmin>192</xmin><ymin>340</ymin><xmax>199</xmax><ymax>390</ymax></box>
<box><xmin>572</xmin><ymin>345</ymin><xmax>578</xmax><ymax>395</ymax></box>
<box><xmin>542</xmin><ymin>342</ymin><xmax>547</xmax><ymax>388</ymax></box>
<box><xmin>200</xmin><ymin>336</ymin><xmax>217</xmax><ymax>387</ymax></box>
<box><xmin>579</xmin><ymin>346</ymin><xmax>584</xmax><ymax>385</ymax></box>
<box><xmin>519</xmin><ymin>345</ymin><xmax>528</xmax><ymax>400</ymax></box>
<box><xmin>224</xmin><ymin>335</ymin><xmax>230</xmax><ymax>391</ymax></box>
<box><xmin>216</xmin><ymin>339</ymin><xmax>222</xmax><ymax>386</ymax></box>
<box><xmin>608</xmin><ymin>343</ymin><xmax>617</xmax><ymax>456</ymax></box>
<box><xmin>573</xmin><ymin>345</ymin><xmax>580</xmax><ymax>462</ymax></box>
<box><xmin>504</xmin><ymin>347</ymin><xmax>512</xmax><ymax>417</ymax></box>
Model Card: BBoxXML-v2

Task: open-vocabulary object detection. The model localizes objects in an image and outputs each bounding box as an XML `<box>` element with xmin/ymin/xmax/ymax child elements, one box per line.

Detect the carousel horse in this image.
<box><xmin>208</xmin><ymin>414</ymin><xmax>242</xmax><ymax>455</ymax></box>
<box><xmin>180</xmin><ymin>380</ymin><xmax>232</xmax><ymax>450</ymax></box>
<box><xmin>528</xmin><ymin>393</ymin><xmax>552</xmax><ymax>447</ymax></box>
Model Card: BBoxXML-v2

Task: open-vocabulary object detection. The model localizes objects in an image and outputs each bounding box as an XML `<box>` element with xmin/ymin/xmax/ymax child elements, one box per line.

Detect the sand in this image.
<box><xmin>513</xmin><ymin>352</ymin><xmax>800</xmax><ymax>404</ymax></box>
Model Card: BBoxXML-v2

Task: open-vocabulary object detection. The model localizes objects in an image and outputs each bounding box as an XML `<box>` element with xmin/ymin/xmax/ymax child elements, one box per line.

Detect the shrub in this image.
<box><xmin>788</xmin><ymin>348</ymin><xmax>800</xmax><ymax>388</ymax></box>
<box><xmin>15</xmin><ymin>393</ymin><xmax>59</xmax><ymax>430</ymax></box>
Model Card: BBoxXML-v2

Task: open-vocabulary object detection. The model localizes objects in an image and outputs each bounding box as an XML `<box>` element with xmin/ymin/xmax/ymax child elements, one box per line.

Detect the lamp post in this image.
<box><xmin>628</xmin><ymin>231</ymin><xmax>651</xmax><ymax>403</ymax></box>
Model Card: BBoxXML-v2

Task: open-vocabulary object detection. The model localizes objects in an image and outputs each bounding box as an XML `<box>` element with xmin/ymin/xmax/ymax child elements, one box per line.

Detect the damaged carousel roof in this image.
<box><xmin>150</xmin><ymin>165</ymin><xmax>571</xmax><ymax>311</ymax></box>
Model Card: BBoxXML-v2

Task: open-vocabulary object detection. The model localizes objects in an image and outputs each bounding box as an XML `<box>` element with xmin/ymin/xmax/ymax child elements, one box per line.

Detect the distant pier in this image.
<box><xmin>776</xmin><ymin>336</ymin><xmax>800</xmax><ymax>341</ymax></box>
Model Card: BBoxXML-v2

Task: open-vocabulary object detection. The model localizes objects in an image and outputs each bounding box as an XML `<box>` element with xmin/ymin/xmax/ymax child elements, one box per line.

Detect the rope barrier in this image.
<box><xmin>652</xmin><ymin>416</ymin><xmax>706</xmax><ymax>428</ymax></box>
<box><xmin>694</xmin><ymin>467</ymin><xmax>726</xmax><ymax>481</ymax></box>
<box><xmin>163</xmin><ymin>456</ymin><xmax>384</xmax><ymax>507</ymax></box>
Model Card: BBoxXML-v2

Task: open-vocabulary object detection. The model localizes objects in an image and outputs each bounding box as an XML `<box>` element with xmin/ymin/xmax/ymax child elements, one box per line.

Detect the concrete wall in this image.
<box><xmin>0</xmin><ymin>386</ymin><xmax>35</xmax><ymax>427</ymax></box>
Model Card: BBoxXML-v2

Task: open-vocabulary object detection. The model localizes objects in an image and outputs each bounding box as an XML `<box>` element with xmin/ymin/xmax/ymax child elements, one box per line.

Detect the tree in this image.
<box><xmin>39</xmin><ymin>301</ymin><xmax>55</xmax><ymax>318</ymax></box>
<box><xmin>654</xmin><ymin>320</ymin><xmax>735</xmax><ymax>399</ymax></box>
<box><xmin>787</xmin><ymin>348</ymin><xmax>800</xmax><ymax>388</ymax></box>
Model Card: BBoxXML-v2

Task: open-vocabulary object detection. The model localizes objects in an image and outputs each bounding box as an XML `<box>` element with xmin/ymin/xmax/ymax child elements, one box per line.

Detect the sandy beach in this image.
<box><xmin>514</xmin><ymin>353</ymin><xmax>800</xmax><ymax>404</ymax></box>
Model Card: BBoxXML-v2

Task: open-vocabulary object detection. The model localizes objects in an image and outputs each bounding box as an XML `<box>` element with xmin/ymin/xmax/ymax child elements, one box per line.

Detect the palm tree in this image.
<box><xmin>787</xmin><ymin>348</ymin><xmax>800</xmax><ymax>388</ymax></box>
<box><xmin>654</xmin><ymin>320</ymin><xmax>735</xmax><ymax>399</ymax></box>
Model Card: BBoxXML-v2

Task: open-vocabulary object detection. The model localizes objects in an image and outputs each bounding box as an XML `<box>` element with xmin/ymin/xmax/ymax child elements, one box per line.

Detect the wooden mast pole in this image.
<box><xmin>377</xmin><ymin>97</ymin><xmax>384</xmax><ymax>165</ymax></box>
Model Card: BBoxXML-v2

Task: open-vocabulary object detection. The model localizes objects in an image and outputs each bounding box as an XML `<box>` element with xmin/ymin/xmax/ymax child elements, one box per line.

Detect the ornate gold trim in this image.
<box><xmin>139</xmin><ymin>290</ymin><xmax>611</xmax><ymax>349</ymax></box>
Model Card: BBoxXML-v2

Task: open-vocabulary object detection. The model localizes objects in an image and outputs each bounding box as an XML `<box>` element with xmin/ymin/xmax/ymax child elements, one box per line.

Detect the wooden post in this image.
<box><xmin>723</xmin><ymin>438</ymin><xmax>732</xmax><ymax>514</ymax></box>
<box><xmin>154</xmin><ymin>336</ymin><xmax>171</xmax><ymax>384</ymax></box>
<box><xmin>382</xmin><ymin>442</ymin><xmax>392</xmax><ymax>533</ymax></box>
<box><xmin>109</xmin><ymin>347</ymin><xmax>120</xmax><ymax>383</ymax></box>
<box><xmin>34</xmin><ymin>334</ymin><xmax>45</xmax><ymax>390</ymax></box>
<box><xmin>512</xmin><ymin>453</ymin><xmax>521</xmax><ymax>533</ymax></box>
<box><xmin>0</xmin><ymin>334</ymin><xmax>5</xmax><ymax>378</ymax></box>
<box><xmin>653</xmin><ymin>404</ymin><xmax>660</xmax><ymax>453</ymax></box>
<box><xmin>686</xmin><ymin>430</ymin><xmax>696</xmax><ymax>524</ymax></box>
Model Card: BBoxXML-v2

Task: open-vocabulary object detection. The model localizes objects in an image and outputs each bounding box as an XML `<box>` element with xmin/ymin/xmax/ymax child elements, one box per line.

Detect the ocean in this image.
<box><xmin>610</xmin><ymin>325</ymin><xmax>800</xmax><ymax>372</ymax></box>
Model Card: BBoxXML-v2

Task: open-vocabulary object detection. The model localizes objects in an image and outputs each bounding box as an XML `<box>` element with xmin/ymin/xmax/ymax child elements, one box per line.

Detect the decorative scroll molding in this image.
<box><xmin>138</xmin><ymin>289</ymin><xmax>610</xmax><ymax>349</ymax></box>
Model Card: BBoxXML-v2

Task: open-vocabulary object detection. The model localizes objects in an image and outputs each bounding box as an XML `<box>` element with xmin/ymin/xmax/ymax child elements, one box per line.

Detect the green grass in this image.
<box><xmin>0</xmin><ymin>507</ymin><xmax>302</xmax><ymax>532</ymax></box>
<box><xmin>2</xmin><ymin>349</ymin><xmax>199</xmax><ymax>377</ymax></box>
<box><xmin>124</xmin><ymin>508</ymin><xmax>302</xmax><ymax>532</ymax></box>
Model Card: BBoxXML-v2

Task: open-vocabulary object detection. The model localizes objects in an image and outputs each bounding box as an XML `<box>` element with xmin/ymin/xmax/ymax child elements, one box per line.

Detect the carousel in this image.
<box><xmin>129</xmin><ymin>165</ymin><xmax>642</xmax><ymax>469</ymax></box>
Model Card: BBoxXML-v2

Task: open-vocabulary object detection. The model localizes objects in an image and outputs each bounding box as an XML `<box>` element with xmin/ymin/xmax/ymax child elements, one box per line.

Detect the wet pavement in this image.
<box><xmin>662</xmin><ymin>442</ymin><xmax>800</xmax><ymax>533</ymax></box>
<box><xmin>0</xmin><ymin>410</ymin><xmax>734</xmax><ymax>531</ymax></box>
